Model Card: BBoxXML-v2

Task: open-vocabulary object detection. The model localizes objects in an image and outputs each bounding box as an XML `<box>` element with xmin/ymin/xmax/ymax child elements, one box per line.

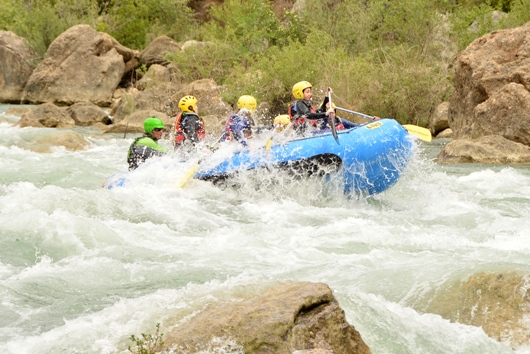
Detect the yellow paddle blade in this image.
<box><xmin>403</xmin><ymin>124</ymin><xmax>432</xmax><ymax>142</ymax></box>
<box><xmin>176</xmin><ymin>162</ymin><xmax>199</xmax><ymax>188</ymax></box>
<box><xmin>265</xmin><ymin>138</ymin><xmax>272</xmax><ymax>155</ymax></box>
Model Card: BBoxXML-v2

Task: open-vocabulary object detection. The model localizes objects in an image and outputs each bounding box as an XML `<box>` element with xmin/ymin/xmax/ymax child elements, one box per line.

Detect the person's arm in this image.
<box><xmin>294</xmin><ymin>101</ymin><xmax>327</xmax><ymax>120</ymax></box>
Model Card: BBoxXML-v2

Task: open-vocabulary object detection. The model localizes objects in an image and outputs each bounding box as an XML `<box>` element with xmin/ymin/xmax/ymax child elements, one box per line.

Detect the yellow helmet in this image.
<box><xmin>292</xmin><ymin>81</ymin><xmax>312</xmax><ymax>99</ymax></box>
<box><xmin>273</xmin><ymin>114</ymin><xmax>291</xmax><ymax>131</ymax></box>
<box><xmin>237</xmin><ymin>95</ymin><xmax>257</xmax><ymax>111</ymax></box>
<box><xmin>178</xmin><ymin>95</ymin><xmax>197</xmax><ymax>113</ymax></box>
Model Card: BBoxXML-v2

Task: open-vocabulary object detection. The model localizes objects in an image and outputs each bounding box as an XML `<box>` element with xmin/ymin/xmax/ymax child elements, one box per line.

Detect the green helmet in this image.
<box><xmin>144</xmin><ymin>117</ymin><xmax>165</xmax><ymax>133</ymax></box>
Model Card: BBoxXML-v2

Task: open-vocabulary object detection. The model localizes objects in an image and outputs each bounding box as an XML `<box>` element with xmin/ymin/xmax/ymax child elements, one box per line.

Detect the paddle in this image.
<box><xmin>334</xmin><ymin>107</ymin><xmax>432</xmax><ymax>142</ymax></box>
<box><xmin>175</xmin><ymin>135</ymin><xmax>225</xmax><ymax>188</ymax></box>
<box><xmin>175</xmin><ymin>160</ymin><xmax>200</xmax><ymax>188</ymax></box>
<box><xmin>328</xmin><ymin>89</ymin><xmax>339</xmax><ymax>145</ymax></box>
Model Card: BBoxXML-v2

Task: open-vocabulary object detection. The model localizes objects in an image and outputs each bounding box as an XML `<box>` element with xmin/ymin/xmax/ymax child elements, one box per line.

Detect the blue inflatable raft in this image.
<box><xmin>195</xmin><ymin>119</ymin><xmax>413</xmax><ymax>195</ymax></box>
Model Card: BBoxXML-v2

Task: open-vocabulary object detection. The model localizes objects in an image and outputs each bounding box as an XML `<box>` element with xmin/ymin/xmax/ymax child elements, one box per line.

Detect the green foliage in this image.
<box><xmin>101</xmin><ymin>0</ymin><xmax>149</xmax><ymax>50</ymax></box>
<box><xmin>201</xmin><ymin>0</ymin><xmax>287</xmax><ymax>55</ymax></box>
<box><xmin>449</xmin><ymin>3</ymin><xmax>503</xmax><ymax>50</ymax></box>
<box><xmin>351</xmin><ymin>46</ymin><xmax>451</xmax><ymax>126</ymax></box>
<box><xmin>128</xmin><ymin>322</ymin><xmax>164</xmax><ymax>354</ymax></box>
<box><xmin>2</xmin><ymin>0</ymin><xmax>195</xmax><ymax>55</ymax></box>
<box><xmin>3</xmin><ymin>0</ymin><xmax>98</xmax><ymax>57</ymax></box>
<box><xmin>0</xmin><ymin>1</ymin><xmax>17</xmax><ymax>31</ymax></box>
<box><xmin>166</xmin><ymin>41</ymin><xmax>240</xmax><ymax>84</ymax></box>
<box><xmin>222</xmin><ymin>31</ymin><xmax>329</xmax><ymax>114</ymax></box>
<box><xmin>100</xmin><ymin>0</ymin><xmax>195</xmax><ymax>49</ymax></box>
<box><xmin>498</xmin><ymin>0</ymin><xmax>530</xmax><ymax>28</ymax></box>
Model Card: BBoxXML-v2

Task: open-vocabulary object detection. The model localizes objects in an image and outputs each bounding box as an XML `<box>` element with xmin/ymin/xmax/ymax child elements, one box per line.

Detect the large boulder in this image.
<box><xmin>436</xmin><ymin>135</ymin><xmax>530</xmax><ymax>164</ymax></box>
<box><xmin>428</xmin><ymin>101</ymin><xmax>450</xmax><ymax>136</ymax></box>
<box><xmin>162</xmin><ymin>282</ymin><xmax>371</xmax><ymax>354</ymax></box>
<box><xmin>139</xmin><ymin>35</ymin><xmax>180</xmax><ymax>67</ymax></box>
<box><xmin>0</xmin><ymin>31</ymin><xmax>38</xmax><ymax>103</ymax></box>
<box><xmin>104</xmin><ymin>109</ymin><xmax>170</xmax><ymax>134</ymax></box>
<box><xmin>66</xmin><ymin>102</ymin><xmax>111</xmax><ymax>126</ymax></box>
<box><xmin>17</xmin><ymin>103</ymin><xmax>75</xmax><ymax>128</ymax></box>
<box><xmin>449</xmin><ymin>21</ymin><xmax>530</xmax><ymax>144</ymax></box>
<box><xmin>21</xmin><ymin>25</ymin><xmax>137</xmax><ymax>106</ymax></box>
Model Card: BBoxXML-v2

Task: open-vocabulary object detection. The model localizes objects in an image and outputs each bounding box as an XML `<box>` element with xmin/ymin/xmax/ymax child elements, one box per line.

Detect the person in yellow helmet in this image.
<box><xmin>173</xmin><ymin>95</ymin><xmax>206</xmax><ymax>150</ymax></box>
<box><xmin>289</xmin><ymin>81</ymin><xmax>335</xmax><ymax>134</ymax></box>
<box><xmin>273</xmin><ymin>114</ymin><xmax>291</xmax><ymax>132</ymax></box>
<box><xmin>219</xmin><ymin>95</ymin><xmax>258</xmax><ymax>147</ymax></box>
<box><xmin>290</xmin><ymin>81</ymin><xmax>364</xmax><ymax>133</ymax></box>
<box><xmin>127</xmin><ymin>117</ymin><xmax>168</xmax><ymax>170</ymax></box>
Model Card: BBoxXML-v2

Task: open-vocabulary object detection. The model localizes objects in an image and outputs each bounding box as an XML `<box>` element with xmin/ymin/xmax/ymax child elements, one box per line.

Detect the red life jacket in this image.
<box><xmin>288</xmin><ymin>101</ymin><xmax>345</xmax><ymax>131</ymax></box>
<box><xmin>173</xmin><ymin>112</ymin><xmax>206</xmax><ymax>148</ymax></box>
<box><xmin>335</xmin><ymin>118</ymin><xmax>345</xmax><ymax>131</ymax></box>
<box><xmin>288</xmin><ymin>100</ymin><xmax>319</xmax><ymax>128</ymax></box>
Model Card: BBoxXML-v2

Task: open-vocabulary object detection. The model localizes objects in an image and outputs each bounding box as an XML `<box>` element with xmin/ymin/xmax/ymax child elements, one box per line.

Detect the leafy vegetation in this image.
<box><xmin>1</xmin><ymin>0</ymin><xmax>530</xmax><ymax>123</ymax></box>
<box><xmin>128</xmin><ymin>322</ymin><xmax>164</xmax><ymax>354</ymax></box>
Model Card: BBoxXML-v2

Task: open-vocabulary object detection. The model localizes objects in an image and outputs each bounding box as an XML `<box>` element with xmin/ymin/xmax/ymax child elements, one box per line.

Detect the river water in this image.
<box><xmin>1</xmin><ymin>104</ymin><xmax>529</xmax><ymax>354</ymax></box>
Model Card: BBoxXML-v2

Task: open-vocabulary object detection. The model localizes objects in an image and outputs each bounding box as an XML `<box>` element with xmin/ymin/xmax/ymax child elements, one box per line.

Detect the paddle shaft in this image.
<box><xmin>328</xmin><ymin>89</ymin><xmax>339</xmax><ymax>144</ymax></box>
<box><xmin>335</xmin><ymin>106</ymin><xmax>432</xmax><ymax>142</ymax></box>
<box><xmin>334</xmin><ymin>107</ymin><xmax>374</xmax><ymax>120</ymax></box>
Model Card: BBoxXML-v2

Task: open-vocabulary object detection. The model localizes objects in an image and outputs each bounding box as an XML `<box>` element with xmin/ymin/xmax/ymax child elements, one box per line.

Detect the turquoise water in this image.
<box><xmin>1</xmin><ymin>105</ymin><xmax>529</xmax><ymax>353</ymax></box>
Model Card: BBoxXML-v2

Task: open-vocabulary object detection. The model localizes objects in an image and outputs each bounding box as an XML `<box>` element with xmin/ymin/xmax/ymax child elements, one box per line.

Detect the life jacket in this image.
<box><xmin>173</xmin><ymin>112</ymin><xmax>206</xmax><ymax>148</ymax></box>
<box><xmin>334</xmin><ymin>118</ymin><xmax>345</xmax><ymax>131</ymax></box>
<box><xmin>289</xmin><ymin>100</ymin><xmax>345</xmax><ymax>131</ymax></box>
<box><xmin>222</xmin><ymin>114</ymin><xmax>253</xmax><ymax>145</ymax></box>
<box><xmin>221</xmin><ymin>114</ymin><xmax>237</xmax><ymax>141</ymax></box>
<box><xmin>127</xmin><ymin>136</ymin><xmax>165</xmax><ymax>171</ymax></box>
<box><xmin>288</xmin><ymin>100</ymin><xmax>319</xmax><ymax>128</ymax></box>
<box><xmin>127</xmin><ymin>136</ymin><xmax>144</xmax><ymax>170</ymax></box>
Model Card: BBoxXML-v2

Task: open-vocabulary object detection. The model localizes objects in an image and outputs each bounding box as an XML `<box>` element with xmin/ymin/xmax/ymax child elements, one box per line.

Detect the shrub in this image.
<box><xmin>128</xmin><ymin>322</ymin><xmax>164</xmax><ymax>354</ymax></box>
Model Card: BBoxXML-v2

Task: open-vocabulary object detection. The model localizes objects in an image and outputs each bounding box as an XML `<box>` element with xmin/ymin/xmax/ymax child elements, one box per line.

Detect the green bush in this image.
<box><xmin>99</xmin><ymin>0</ymin><xmax>196</xmax><ymax>49</ymax></box>
<box><xmin>166</xmin><ymin>41</ymin><xmax>241</xmax><ymax>84</ymax></box>
<box><xmin>201</xmin><ymin>0</ymin><xmax>283</xmax><ymax>55</ymax></box>
<box><xmin>4</xmin><ymin>0</ymin><xmax>98</xmax><ymax>57</ymax></box>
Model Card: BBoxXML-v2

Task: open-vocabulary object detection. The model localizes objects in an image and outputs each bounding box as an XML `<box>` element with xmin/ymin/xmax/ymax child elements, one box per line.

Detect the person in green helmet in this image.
<box><xmin>127</xmin><ymin>117</ymin><xmax>168</xmax><ymax>170</ymax></box>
